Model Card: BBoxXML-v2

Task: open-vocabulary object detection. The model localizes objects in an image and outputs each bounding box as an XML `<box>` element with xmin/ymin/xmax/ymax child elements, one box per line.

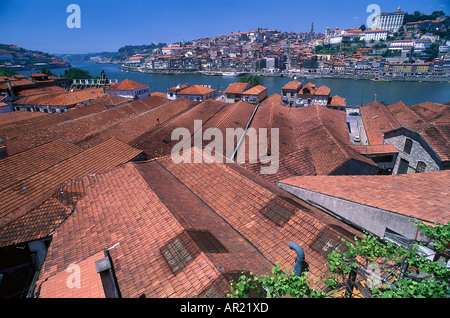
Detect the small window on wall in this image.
<box><xmin>416</xmin><ymin>161</ymin><xmax>427</xmax><ymax>173</ymax></box>
<box><xmin>403</xmin><ymin>138</ymin><xmax>413</xmax><ymax>154</ymax></box>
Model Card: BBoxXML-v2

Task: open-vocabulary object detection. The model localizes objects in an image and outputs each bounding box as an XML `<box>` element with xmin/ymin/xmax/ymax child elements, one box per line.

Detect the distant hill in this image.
<box><xmin>0</xmin><ymin>44</ymin><xmax>71</xmax><ymax>71</ymax></box>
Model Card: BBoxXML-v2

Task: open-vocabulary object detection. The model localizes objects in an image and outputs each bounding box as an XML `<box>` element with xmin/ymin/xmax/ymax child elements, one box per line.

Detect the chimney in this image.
<box><xmin>6</xmin><ymin>81</ymin><xmax>15</xmax><ymax>98</ymax></box>
<box><xmin>289</xmin><ymin>242</ymin><xmax>305</xmax><ymax>276</ymax></box>
<box><xmin>155</xmin><ymin>117</ymin><xmax>160</xmax><ymax>125</ymax></box>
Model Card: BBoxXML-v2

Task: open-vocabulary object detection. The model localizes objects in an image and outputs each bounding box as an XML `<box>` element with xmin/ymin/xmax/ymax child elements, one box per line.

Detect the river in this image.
<box><xmin>19</xmin><ymin>62</ymin><xmax>450</xmax><ymax>106</ymax></box>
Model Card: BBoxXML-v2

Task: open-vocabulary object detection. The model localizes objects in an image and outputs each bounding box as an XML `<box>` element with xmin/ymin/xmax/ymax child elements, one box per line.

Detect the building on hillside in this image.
<box><xmin>363</xmin><ymin>29</ymin><xmax>389</xmax><ymax>42</ymax></box>
<box><xmin>11</xmin><ymin>88</ymin><xmax>104</xmax><ymax>113</ymax></box>
<box><xmin>166</xmin><ymin>84</ymin><xmax>189</xmax><ymax>100</ymax></box>
<box><xmin>383</xmin><ymin>124</ymin><xmax>449</xmax><ymax>173</ymax></box>
<box><xmin>278</xmin><ymin>170</ymin><xmax>450</xmax><ymax>251</ymax></box>
<box><xmin>175</xmin><ymin>84</ymin><xmax>216</xmax><ymax>102</ymax></box>
<box><xmin>224</xmin><ymin>82</ymin><xmax>250</xmax><ymax>103</ymax></box>
<box><xmin>104</xmin><ymin>79</ymin><xmax>150</xmax><ymax>100</ymax></box>
<box><xmin>241</xmin><ymin>85</ymin><xmax>267</xmax><ymax>104</ymax></box>
<box><xmin>297</xmin><ymin>82</ymin><xmax>330</xmax><ymax>106</ymax></box>
<box><xmin>370</xmin><ymin>7</ymin><xmax>405</xmax><ymax>32</ymax></box>
<box><xmin>359</xmin><ymin>100</ymin><xmax>450</xmax><ymax>174</ymax></box>
<box><xmin>281</xmin><ymin>80</ymin><xmax>303</xmax><ymax>107</ymax></box>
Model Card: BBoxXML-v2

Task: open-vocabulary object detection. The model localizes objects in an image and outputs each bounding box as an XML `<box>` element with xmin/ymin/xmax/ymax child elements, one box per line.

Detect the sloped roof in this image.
<box><xmin>360</xmin><ymin>101</ymin><xmax>401</xmax><ymax>145</ymax></box>
<box><xmin>281</xmin><ymin>80</ymin><xmax>302</xmax><ymax>91</ymax></box>
<box><xmin>0</xmin><ymin>138</ymin><xmax>142</xmax><ymax>244</ymax></box>
<box><xmin>0</xmin><ymin>139</ymin><xmax>82</xmax><ymax>190</ymax></box>
<box><xmin>242</xmin><ymin>85</ymin><xmax>267</xmax><ymax>95</ymax></box>
<box><xmin>34</xmin><ymin>150</ymin><xmax>362</xmax><ymax>298</ymax></box>
<box><xmin>13</xmin><ymin>88</ymin><xmax>104</xmax><ymax>107</ymax></box>
<box><xmin>224</xmin><ymin>82</ymin><xmax>250</xmax><ymax>94</ymax></box>
<box><xmin>411</xmin><ymin>101</ymin><xmax>450</xmax><ymax>123</ymax></box>
<box><xmin>329</xmin><ymin>95</ymin><xmax>346</xmax><ymax>107</ymax></box>
<box><xmin>177</xmin><ymin>84</ymin><xmax>215</xmax><ymax>95</ymax></box>
<box><xmin>4</xmin><ymin>95</ymin><xmax>167</xmax><ymax>155</ymax></box>
<box><xmin>76</xmin><ymin>97</ymin><xmax>198</xmax><ymax>149</ymax></box>
<box><xmin>104</xmin><ymin>79</ymin><xmax>149</xmax><ymax>91</ymax></box>
<box><xmin>278</xmin><ymin>170</ymin><xmax>450</xmax><ymax>224</ymax></box>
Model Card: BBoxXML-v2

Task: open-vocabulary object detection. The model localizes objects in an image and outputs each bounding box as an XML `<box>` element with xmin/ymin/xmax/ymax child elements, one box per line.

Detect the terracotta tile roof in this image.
<box><xmin>242</xmin><ymin>148</ymin><xmax>316</xmax><ymax>184</ymax></box>
<box><xmin>387</xmin><ymin>101</ymin><xmax>425</xmax><ymax>127</ymax></box>
<box><xmin>177</xmin><ymin>84</ymin><xmax>215</xmax><ymax>95</ymax></box>
<box><xmin>16</xmin><ymin>85</ymin><xmax>66</xmax><ymax>97</ymax></box>
<box><xmin>0</xmin><ymin>102</ymin><xmax>107</xmax><ymax>141</ymax></box>
<box><xmin>360</xmin><ymin>101</ymin><xmax>401</xmax><ymax>145</ymax></box>
<box><xmin>392</xmin><ymin>122</ymin><xmax>450</xmax><ymax>161</ymax></box>
<box><xmin>150</xmin><ymin>91</ymin><xmax>167</xmax><ymax>98</ymax></box>
<box><xmin>278</xmin><ymin>170</ymin><xmax>450</xmax><ymax>224</ymax></box>
<box><xmin>104</xmin><ymin>79</ymin><xmax>148</xmax><ymax>91</ymax></box>
<box><xmin>242</xmin><ymin>85</ymin><xmax>267</xmax><ymax>95</ymax></box>
<box><xmin>0</xmin><ymin>110</ymin><xmax>47</xmax><ymax>129</ymax></box>
<box><xmin>5</xmin><ymin>96</ymin><xmax>167</xmax><ymax>155</ymax></box>
<box><xmin>0</xmin><ymin>139</ymin><xmax>82</xmax><ymax>190</ymax></box>
<box><xmin>94</xmin><ymin>93</ymin><xmax>132</xmax><ymax>108</ymax></box>
<box><xmin>130</xmin><ymin>99</ymin><xmax>254</xmax><ymax>160</ymax></box>
<box><xmin>281</xmin><ymin>80</ymin><xmax>302</xmax><ymax>91</ymax></box>
<box><xmin>34</xmin><ymin>150</ymin><xmax>361</xmax><ymax>298</ymax></box>
<box><xmin>299</xmin><ymin>82</ymin><xmax>330</xmax><ymax>96</ymax></box>
<box><xmin>411</xmin><ymin>101</ymin><xmax>450</xmax><ymax>123</ymax></box>
<box><xmin>224</xmin><ymin>82</ymin><xmax>250</xmax><ymax>94</ymax></box>
<box><xmin>329</xmin><ymin>95</ymin><xmax>346</xmax><ymax>107</ymax></box>
<box><xmin>350</xmin><ymin>143</ymin><xmax>398</xmax><ymax>155</ymax></box>
<box><xmin>12</xmin><ymin>88</ymin><xmax>104</xmax><ymax>107</ymax></box>
<box><xmin>37</xmin><ymin>250</ymin><xmax>106</xmax><ymax>298</ymax></box>
<box><xmin>289</xmin><ymin>105</ymin><xmax>377</xmax><ymax>175</ymax></box>
<box><xmin>0</xmin><ymin>178</ymin><xmax>86</xmax><ymax>247</ymax></box>
<box><xmin>76</xmin><ymin>97</ymin><xmax>197</xmax><ymax>149</ymax></box>
<box><xmin>0</xmin><ymin>138</ymin><xmax>142</xmax><ymax>237</ymax></box>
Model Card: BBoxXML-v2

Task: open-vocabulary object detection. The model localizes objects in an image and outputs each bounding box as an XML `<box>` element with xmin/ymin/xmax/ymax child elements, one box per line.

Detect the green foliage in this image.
<box><xmin>0</xmin><ymin>70</ymin><xmax>18</xmax><ymax>77</ymax></box>
<box><xmin>40</xmin><ymin>67</ymin><xmax>55</xmax><ymax>77</ymax></box>
<box><xmin>403</xmin><ymin>10</ymin><xmax>447</xmax><ymax>24</ymax></box>
<box><xmin>238</xmin><ymin>74</ymin><xmax>263</xmax><ymax>87</ymax></box>
<box><xmin>227</xmin><ymin>264</ymin><xmax>328</xmax><ymax>298</ymax></box>
<box><xmin>228</xmin><ymin>223</ymin><xmax>450</xmax><ymax>298</ymax></box>
<box><xmin>62</xmin><ymin>67</ymin><xmax>92</xmax><ymax>81</ymax></box>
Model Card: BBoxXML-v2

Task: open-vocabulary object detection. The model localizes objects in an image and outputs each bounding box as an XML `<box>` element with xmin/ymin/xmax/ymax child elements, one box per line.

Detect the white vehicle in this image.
<box><xmin>354</xmin><ymin>136</ymin><xmax>361</xmax><ymax>142</ymax></box>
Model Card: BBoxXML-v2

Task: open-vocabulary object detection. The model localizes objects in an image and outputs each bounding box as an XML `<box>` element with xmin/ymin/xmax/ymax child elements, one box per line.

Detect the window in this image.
<box><xmin>403</xmin><ymin>138</ymin><xmax>413</xmax><ymax>154</ymax></box>
<box><xmin>416</xmin><ymin>161</ymin><xmax>427</xmax><ymax>173</ymax></box>
<box><xmin>398</xmin><ymin>158</ymin><xmax>409</xmax><ymax>174</ymax></box>
<box><xmin>187</xmin><ymin>230</ymin><xmax>228</xmax><ymax>253</ymax></box>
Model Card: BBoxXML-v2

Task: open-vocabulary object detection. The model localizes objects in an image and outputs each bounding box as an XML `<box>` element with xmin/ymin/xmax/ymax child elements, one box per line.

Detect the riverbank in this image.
<box><xmin>120</xmin><ymin>64</ymin><xmax>449</xmax><ymax>83</ymax></box>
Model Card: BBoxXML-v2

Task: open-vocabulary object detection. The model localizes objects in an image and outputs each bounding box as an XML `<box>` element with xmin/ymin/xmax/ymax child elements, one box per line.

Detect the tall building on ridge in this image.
<box><xmin>371</xmin><ymin>7</ymin><xmax>405</xmax><ymax>33</ymax></box>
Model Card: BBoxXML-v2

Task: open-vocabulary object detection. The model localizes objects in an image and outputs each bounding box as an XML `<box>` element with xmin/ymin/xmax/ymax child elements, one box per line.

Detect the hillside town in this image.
<box><xmin>0</xmin><ymin>44</ymin><xmax>71</xmax><ymax>72</ymax></box>
<box><xmin>0</xmin><ymin>4</ymin><xmax>449</xmax><ymax>302</ymax></box>
<box><xmin>113</xmin><ymin>8</ymin><xmax>450</xmax><ymax>80</ymax></box>
<box><xmin>0</xmin><ymin>61</ymin><xmax>448</xmax><ymax>298</ymax></box>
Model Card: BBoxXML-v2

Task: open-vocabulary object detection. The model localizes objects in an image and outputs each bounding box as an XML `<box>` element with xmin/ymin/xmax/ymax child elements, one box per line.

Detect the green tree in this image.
<box><xmin>40</xmin><ymin>67</ymin><xmax>55</xmax><ymax>76</ymax></box>
<box><xmin>62</xmin><ymin>67</ymin><xmax>92</xmax><ymax>82</ymax></box>
<box><xmin>238</xmin><ymin>74</ymin><xmax>263</xmax><ymax>87</ymax></box>
<box><xmin>228</xmin><ymin>222</ymin><xmax>450</xmax><ymax>298</ymax></box>
<box><xmin>0</xmin><ymin>70</ymin><xmax>18</xmax><ymax>77</ymax></box>
<box><xmin>359</xmin><ymin>24</ymin><xmax>366</xmax><ymax>31</ymax></box>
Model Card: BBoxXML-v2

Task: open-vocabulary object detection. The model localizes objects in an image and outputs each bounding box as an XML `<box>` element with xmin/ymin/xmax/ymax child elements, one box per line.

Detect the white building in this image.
<box><xmin>363</xmin><ymin>29</ymin><xmax>389</xmax><ymax>42</ymax></box>
<box><xmin>371</xmin><ymin>7</ymin><xmax>405</xmax><ymax>33</ymax></box>
<box><xmin>104</xmin><ymin>79</ymin><xmax>150</xmax><ymax>100</ymax></box>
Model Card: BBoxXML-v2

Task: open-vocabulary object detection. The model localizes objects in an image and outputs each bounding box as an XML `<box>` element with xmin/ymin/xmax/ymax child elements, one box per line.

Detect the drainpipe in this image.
<box><xmin>289</xmin><ymin>242</ymin><xmax>305</xmax><ymax>276</ymax></box>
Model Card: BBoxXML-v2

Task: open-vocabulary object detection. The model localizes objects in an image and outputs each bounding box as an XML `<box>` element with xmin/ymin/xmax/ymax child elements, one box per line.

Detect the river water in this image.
<box><xmin>19</xmin><ymin>62</ymin><xmax>450</xmax><ymax>106</ymax></box>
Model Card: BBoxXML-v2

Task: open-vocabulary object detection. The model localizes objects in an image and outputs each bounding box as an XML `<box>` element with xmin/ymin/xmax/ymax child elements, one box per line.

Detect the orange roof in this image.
<box><xmin>13</xmin><ymin>88</ymin><xmax>104</xmax><ymax>107</ymax></box>
<box><xmin>177</xmin><ymin>84</ymin><xmax>215</xmax><ymax>95</ymax></box>
<box><xmin>329</xmin><ymin>95</ymin><xmax>346</xmax><ymax>106</ymax></box>
<box><xmin>281</xmin><ymin>80</ymin><xmax>302</xmax><ymax>91</ymax></box>
<box><xmin>224</xmin><ymin>82</ymin><xmax>250</xmax><ymax>94</ymax></box>
<box><xmin>105</xmin><ymin>79</ymin><xmax>149</xmax><ymax>91</ymax></box>
<box><xmin>278</xmin><ymin>170</ymin><xmax>450</xmax><ymax>224</ymax></box>
<box><xmin>242</xmin><ymin>85</ymin><xmax>267</xmax><ymax>95</ymax></box>
<box><xmin>34</xmin><ymin>151</ymin><xmax>362</xmax><ymax>297</ymax></box>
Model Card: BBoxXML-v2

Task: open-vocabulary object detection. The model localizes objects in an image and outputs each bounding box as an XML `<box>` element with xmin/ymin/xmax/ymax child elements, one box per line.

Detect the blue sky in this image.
<box><xmin>0</xmin><ymin>0</ymin><xmax>447</xmax><ymax>54</ymax></box>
